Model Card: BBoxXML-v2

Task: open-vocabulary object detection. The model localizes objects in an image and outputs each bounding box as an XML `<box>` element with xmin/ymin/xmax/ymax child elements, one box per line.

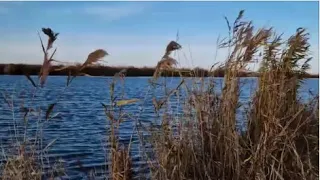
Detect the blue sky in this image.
<box><xmin>0</xmin><ymin>1</ymin><xmax>319</xmax><ymax>73</ymax></box>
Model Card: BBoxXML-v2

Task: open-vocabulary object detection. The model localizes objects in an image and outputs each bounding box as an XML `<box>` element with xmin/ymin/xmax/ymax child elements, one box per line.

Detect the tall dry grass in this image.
<box><xmin>102</xmin><ymin>75</ymin><xmax>137</xmax><ymax>180</ymax></box>
<box><xmin>0</xmin><ymin>27</ymin><xmax>108</xmax><ymax>179</ymax></box>
<box><xmin>145</xmin><ymin>10</ymin><xmax>319</xmax><ymax>180</ymax></box>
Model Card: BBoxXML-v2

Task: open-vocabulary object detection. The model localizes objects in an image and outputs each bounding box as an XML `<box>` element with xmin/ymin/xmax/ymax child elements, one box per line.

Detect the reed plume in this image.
<box><xmin>153</xmin><ymin>41</ymin><xmax>182</xmax><ymax>79</ymax></box>
<box><xmin>81</xmin><ymin>49</ymin><xmax>108</xmax><ymax>69</ymax></box>
<box><xmin>42</xmin><ymin>28</ymin><xmax>59</xmax><ymax>50</ymax></box>
<box><xmin>38</xmin><ymin>27</ymin><xmax>59</xmax><ymax>87</ymax></box>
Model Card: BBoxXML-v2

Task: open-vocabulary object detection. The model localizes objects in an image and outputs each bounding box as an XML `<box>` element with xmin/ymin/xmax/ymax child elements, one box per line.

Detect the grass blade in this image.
<box><xmin>45</xmin><ymin>103</ymin><xmax>56</xmax><ymax>120</ymax></box>
<box><xmin>24</xmin><ymin>74</ymin><xmax>37</xmax><ymax>87</ymax></box>
<box><xmin>116</xmin><ymin>99</ymin><xmax>140</xmax><ymax>107</ymax></box>
<box><xmin>37</xmin><ymin>32</ymin><xmax>46</xmax><ymax>54</ymax></box>
<box><xmin>48</xmin><ymin>48</ymin><xmax>57</xmax><ymax>61</ymax></box>
<box><xmin>44</xmin><ymin>138</ymin><xmax>58</xmax><ymax>151</ymax></box>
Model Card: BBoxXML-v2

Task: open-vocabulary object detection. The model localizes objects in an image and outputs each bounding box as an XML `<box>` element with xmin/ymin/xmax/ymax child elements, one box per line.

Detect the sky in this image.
<box><xmin>0</xmin><ymin>1</ymin><xmax>319</xmax><ymax>73</ymax></box>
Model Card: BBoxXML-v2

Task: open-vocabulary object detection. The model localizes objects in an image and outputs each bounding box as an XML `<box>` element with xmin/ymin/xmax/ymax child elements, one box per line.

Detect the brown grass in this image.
<box><xmin>153</xmin><ymin>41</ymin><xmax>182</xmax><ymax>79</ymax></box>
<box><xmin>2</xmin><ymin>145</ymin><xmax>41</xmax><ymax>180</ymax></box>
<box><xmin>0</xmin><ymin>27</ymin><xmax>108</xmax><ymax>179</ymax></box>
<box><xmin>145</xmin><ymin>10</ymin><xmax>319</xmax><ymax>180</ymax></box>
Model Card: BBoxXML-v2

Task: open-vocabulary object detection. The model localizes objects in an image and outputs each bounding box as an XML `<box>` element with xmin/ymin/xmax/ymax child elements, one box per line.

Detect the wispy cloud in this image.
<box><xmin>0</xmin><ymin>6</ymin><xmax>9</xmax><ymax>14</ymax></box>
<box><xmin>0</xmin><ymin>2</ymin><xmax>24</xmax><ymax>14</ymax></box>
<box><xmin>83</xmin><ymin>4</ymin><xmax>146</xmax><ymax>22</ymax></box>
<box><xmin>51</xmin><ymin>4</ymin><xmax>149</xmax><ymax>22</ymax></box>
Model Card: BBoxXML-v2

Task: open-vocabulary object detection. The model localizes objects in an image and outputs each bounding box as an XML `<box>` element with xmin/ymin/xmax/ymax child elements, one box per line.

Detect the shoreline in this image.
<box><xmin>1</xmin><ymin>64</ymin><xmax>319</xmax><ymax>78</ymax></box>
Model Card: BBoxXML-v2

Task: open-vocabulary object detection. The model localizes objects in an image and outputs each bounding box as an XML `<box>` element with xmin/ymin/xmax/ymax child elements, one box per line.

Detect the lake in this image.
<box><xmin>0</xmin><ymin>76</ymin><xmax>318</xmax><ymax>179</ymax></box>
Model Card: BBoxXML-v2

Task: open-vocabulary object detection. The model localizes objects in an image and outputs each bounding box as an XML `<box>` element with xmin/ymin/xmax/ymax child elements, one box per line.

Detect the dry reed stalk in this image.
<box><xmin>54</xmin><ymin>49</ymin><xmax>108</xmax><ymax>86</ymax></box>
<box><xmin>244</xmin><ymin>26</ymin><xmax>318</xmax><ymax>180</ymax></box>
<box><xmin>2</xmin><ymin>27</ymin><xmax>110</xmax><ymax>180</ymax></box>
<box><xmin>111</xmin><ymin>147</ymin><xmax>133</xmax><ymax>180</ymax></box>
<box><xmin>153</xmin><ymin>41</ymin><xmax>182</xmax><ymax>79</ymax></box>
<box><xmin>42</xmin><ymin>28</ymin><xmax>59</xmax><ymax>50</ymax></box>
<box><xmin>147</xmin><ymin>10</ymin><xmax>318</xmax><ymax>180</ymax></box>
<box><xmin>102</xmin><ymin>75</ymin><xmax>135</xmax><ymax>180</ymax></box>
<box><xmin>1</xmin><ymin>144</ymin><xmax>42</xmax><ymax>180</ymax></box>
<box><xmin>38</xmin><ymin>27</ymin><xmax>59</xmax><ymax>87</ymax></box>
<box><xmin>80</xmin><ymin>49</ymin><xmax>108</xmax><ymax>71</ymax></box>
<box><xmin>213</xmin><ymin>10</ymin><xmax>271</xmax><ymax>179</ymax></box>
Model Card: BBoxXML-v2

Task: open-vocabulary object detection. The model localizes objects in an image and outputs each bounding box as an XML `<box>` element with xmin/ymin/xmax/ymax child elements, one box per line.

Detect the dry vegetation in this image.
<box><xmin>1</xmin><ymin>64</ymin><xmax>319</xmax><ymax>78</ymax></box>
<box><xmin>0</xmin><ymin>11</ymin><xmax>318</xmax><ymax>180</ymax></box>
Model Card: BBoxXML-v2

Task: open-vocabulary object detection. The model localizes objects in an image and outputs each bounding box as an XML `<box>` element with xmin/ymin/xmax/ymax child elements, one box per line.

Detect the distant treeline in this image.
<box><xmin>0</xmin><ymin>63</ymin><xmax>319</xmax><ymax>78</ymax></box>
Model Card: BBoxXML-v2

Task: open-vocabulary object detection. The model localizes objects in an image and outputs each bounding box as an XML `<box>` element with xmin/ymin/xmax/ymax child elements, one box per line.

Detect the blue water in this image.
<box><xmin>0</xmin><ymin>76</ymin><xmax>318</xmax><ymax>179</ymax></box>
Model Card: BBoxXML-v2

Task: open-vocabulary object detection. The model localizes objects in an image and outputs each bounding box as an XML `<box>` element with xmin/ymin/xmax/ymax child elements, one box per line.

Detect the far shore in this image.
<box><xmin>0</xmin><ymin>63</ymin><xmax>319</xmax><ymax>78</ymax></box>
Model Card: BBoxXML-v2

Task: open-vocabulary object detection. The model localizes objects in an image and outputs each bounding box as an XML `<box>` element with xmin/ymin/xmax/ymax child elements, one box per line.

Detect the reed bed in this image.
<box><xmin>144</xmin><ymin>10</ymin><xmax>319</xmax><ymax>180</ymax></box>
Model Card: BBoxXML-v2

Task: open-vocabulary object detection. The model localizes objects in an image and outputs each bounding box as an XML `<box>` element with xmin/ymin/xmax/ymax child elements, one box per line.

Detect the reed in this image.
<box><xmin>0</xmin><ymin>27</ymin><xmax>108</xmax><ymax>179</ymax></box>
<box><xmin>102</xmin><ymin>75</ymin><xmax>135</xmax><ymax>180</ymax></box>
<box><xmin>145</xmin><ymin>10</ymin><xmax>319</xmax><ymax>180</ymax></box>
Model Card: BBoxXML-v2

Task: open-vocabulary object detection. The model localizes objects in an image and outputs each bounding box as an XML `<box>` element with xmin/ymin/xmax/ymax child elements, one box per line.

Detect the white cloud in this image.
<box><xmin>48</xmin><ymin>4</ymin><xmax>149</xmax><ymax>22</ymax></box>
<box><xmin>83</xmin><ymin>4</ymin><xmax>146</xmax><ymax>22</ymax></box>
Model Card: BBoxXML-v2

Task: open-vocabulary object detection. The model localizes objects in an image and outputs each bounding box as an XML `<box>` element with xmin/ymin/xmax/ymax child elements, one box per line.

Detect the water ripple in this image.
<box><xmin>0</xmin><ymin>76</ymin><xmax>318</xmax><ymax>178</ymax></box>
